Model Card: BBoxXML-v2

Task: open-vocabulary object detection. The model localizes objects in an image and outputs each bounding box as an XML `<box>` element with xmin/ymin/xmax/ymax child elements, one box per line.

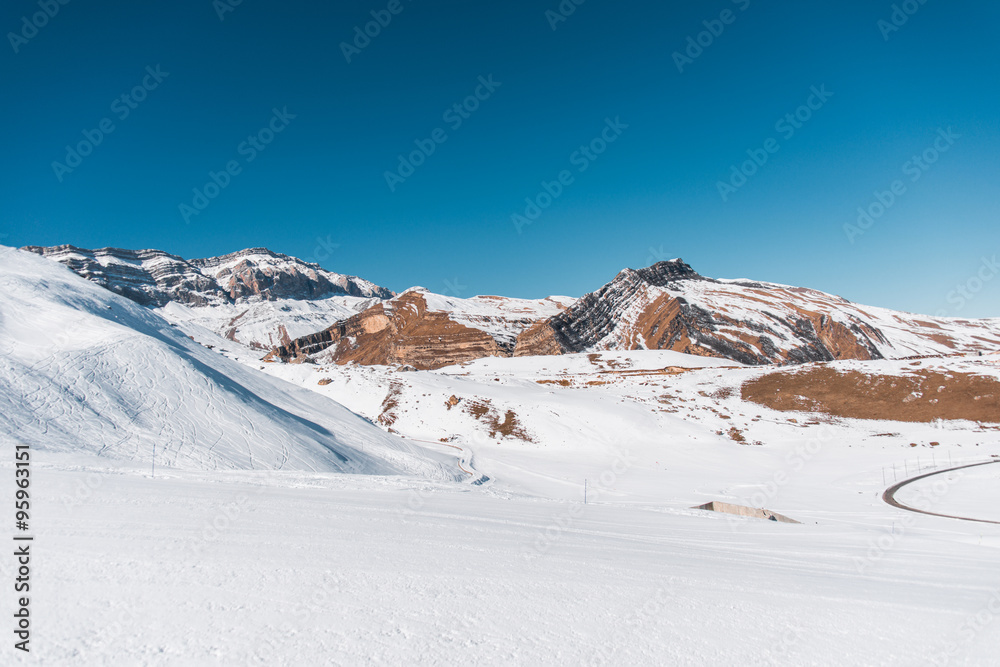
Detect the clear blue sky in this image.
<box><xmin>2</xmin><ymin>1</ymin><xmax>998</xmax><ymax>317</ymax></box>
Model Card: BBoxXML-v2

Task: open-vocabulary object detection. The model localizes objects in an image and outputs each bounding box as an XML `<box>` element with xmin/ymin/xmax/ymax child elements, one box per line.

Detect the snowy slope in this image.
<box><xmin>257</xmin><ymin>346</ymin><xmax>1000</xmax><ymax>508</ymax></box>
<box><xmin>0</xmin><ymin>246</ymin><xmax>450</xmax><ymax>477</ymax></box>
<box><xmin>159</xmin><ymin>295</ymin><xmax>379</xmax><ymax>350</ymax></box>
<box><xmin>8</xmin><ymin>343</ymin><xmax>999</xmax><ymax>664</ymax></box>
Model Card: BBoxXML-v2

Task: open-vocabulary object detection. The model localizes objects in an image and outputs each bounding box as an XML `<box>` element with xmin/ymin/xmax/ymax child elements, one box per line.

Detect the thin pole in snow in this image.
<box><xmin>882</xmin><ymin>467</ymin><xmax>886</xmax><ymax>486</ymax></box>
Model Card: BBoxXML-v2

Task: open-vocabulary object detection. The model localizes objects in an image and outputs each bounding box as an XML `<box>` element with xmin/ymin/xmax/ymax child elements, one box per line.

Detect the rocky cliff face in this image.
<box><xmin>269</xmin><ymin>290</ymin><xmax>573</xmax><ymax>369</ymax></box>
<box><xmin>23</xmin><ymin>245</ymin><xmax>393</xmax><ymax>307</ymax></box>
<box><xmin>274</xmin><ymin>258</ymin><xmax>1000</xmax><ymax>369</ymax></box>
<box><xmin>515</xmin><ymin>259</ymin><xmax>998</xmax><ymax>364</ymax></box>
<box><xmin>189</xmin><ymin>248</ymin><xmax>392</xmax><ymax>302</ymax></box>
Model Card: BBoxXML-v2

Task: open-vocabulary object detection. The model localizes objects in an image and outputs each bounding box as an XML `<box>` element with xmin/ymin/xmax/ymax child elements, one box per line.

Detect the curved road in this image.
<box><xmin>882</xmin><ymin>459</ymin><xmax>1000</xmax><ymax>525</ymax></box>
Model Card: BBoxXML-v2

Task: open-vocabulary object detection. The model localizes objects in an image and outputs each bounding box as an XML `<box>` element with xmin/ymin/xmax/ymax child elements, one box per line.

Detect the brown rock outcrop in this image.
<box><xmin>272</xmin><ymin>292</ymin><xmax>511</xmax><ymax>370</ymax></box>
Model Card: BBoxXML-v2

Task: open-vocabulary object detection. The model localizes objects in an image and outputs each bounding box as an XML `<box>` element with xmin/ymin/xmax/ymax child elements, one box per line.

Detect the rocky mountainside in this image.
<box><xmin>273</xmin><ymin>259</ymin><xmax>1000</xmax><ymax>369</ymax></box>
<box><xmin>268</xmin><ymin>289</ymin><xmax>574</xmax><ymax>369</ymax></box>
<box><xmin>515</xmin><ymin>259</ymin><xmax>1000</xmax><ymax>364</ymax></box>
<box><xmin>26</xmin><ymin>245</ymin><xmax>1000</xmax><ymax>368</ymax></box>
<box><xmin>24</xmin><ymin>245</ymin><xmax>394</xmax><ymax>349</ymax></box>
<box><xmin>23</xmin><ymin>245</ymin><xmax>393</xmax><ymax>307</ymax></box>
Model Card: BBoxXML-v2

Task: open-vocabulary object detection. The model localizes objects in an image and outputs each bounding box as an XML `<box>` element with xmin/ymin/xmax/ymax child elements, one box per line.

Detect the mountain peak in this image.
<box><xmin>619</xmin><ymin>258</ymin><xmax>702</xmax><ymax>287</ymax></box>
<box><xmin>23</xmin><ymin>244</ymin><xmax>393</xmax><ymax>306</ymax></box>
<box><xmin>190</xmin><ymin>247</ymin><xmax>287</xmax><ymax>266</ymax></box>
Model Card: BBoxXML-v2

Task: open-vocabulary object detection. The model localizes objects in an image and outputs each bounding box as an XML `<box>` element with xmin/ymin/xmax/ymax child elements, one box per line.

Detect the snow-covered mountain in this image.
<box><xmin>25</xmin><ymin>245</ymin><xmax>393</xmax><ymax>348</ymax></box>
<box><xmin>515</xmin><ymin>259</ymin><xmax>1000</xmax><ymax>363</ymax></box>
<box><xmin>28</xmin><ymin>246</ymin><xmax>1000</xmax><ymax>368</ymax></box>
<box><xmin>0</xmin><ymin>246</ymin><xmax>448</xmax><ymax>476</ymax></box>
<box><xmin>273</xmin><ymin>258</ymin><xmax>1000</xmax><ymax>369</ymax></box>
<box><xmin>269</xmin><ymin>288</ymin><xmax>574</xmax><ymax>368</ymax></box>
<box><xmin>24</xmin><ymin>245</ymin><xmax>393</xmax><ymax>305</ymax></box>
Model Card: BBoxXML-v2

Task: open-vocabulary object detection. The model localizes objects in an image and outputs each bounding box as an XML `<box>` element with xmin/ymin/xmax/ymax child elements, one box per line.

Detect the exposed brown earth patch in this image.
<box><xmin>271</xmin><ymin>292</ymin><xmax>512</xmax><ymax>370</ymax></box>
<box><xmin>377</xmin><ymin>382</ymin><xmax>403</xmax><ymax>428</ymax></box>
<box><xmin>742</xmin><ymin>366</ymin><xmax>1000</xmax><ymax>423</ymax></box>
<box><xmin>464</xmin><ymin>398</ymin><xmax>533</xmax><ymax>441</ymax></box>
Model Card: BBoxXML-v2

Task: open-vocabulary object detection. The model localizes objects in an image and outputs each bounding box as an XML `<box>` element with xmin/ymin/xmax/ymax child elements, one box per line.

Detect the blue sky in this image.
<box><xmin>2</xmin><ymin>0</ymin><xmax>998</xmax><ymax>317</ymax></box>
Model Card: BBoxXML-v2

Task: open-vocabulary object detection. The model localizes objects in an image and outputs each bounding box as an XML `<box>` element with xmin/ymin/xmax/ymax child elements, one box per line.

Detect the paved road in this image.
<box><xmin>882</xmin><ymin>459</ymin><xmax>1000</xmax><ymax>525</ymax></box>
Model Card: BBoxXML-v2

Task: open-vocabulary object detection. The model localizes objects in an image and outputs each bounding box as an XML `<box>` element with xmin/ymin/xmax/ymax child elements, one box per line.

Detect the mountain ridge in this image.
<box><xmin>24</xmin><ymin>245</ymin><xmax>1000</xmax><ymax>370</ymax></box>
<box><xmin>23</xmin><ymin>244</ymin><xmax>394</xmax><ymax>306</ymax></box>
<box><xmin>274</xmin><ymin>258</ymin><xmax>1000</xmax><ymax>369</ymax></box>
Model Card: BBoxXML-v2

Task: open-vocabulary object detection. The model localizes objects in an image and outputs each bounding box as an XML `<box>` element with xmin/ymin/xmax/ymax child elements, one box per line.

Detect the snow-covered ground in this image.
<box><xmin>3</xmin><ymin>245</ymin><xmax>1000</xmax><ymax>665</ymax></box>
<box><xmin>6</xmin><ymin>451</ymin><xmax>1000</xmax><ymax>665</ymax></box>
<box><xmin>159</xmin><ymin>295</ymin><xmax>379</xmax><ymax>349</ymax></box>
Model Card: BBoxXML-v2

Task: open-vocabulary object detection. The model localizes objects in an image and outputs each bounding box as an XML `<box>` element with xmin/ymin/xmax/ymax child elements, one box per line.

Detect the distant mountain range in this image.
<box><xmin>23</xmin><ymin>245</ymin><xmax>392</xmax><ymax>306</ymax></box>
<box><xmin>26</xmin><ymin>244</ymin><xmax>1000</xmax><ymax>369</ymax></box>
<box><xmin>23</xmin><ymin>245</ymin><xmax>392</xmax><ymax>349</ymax></box>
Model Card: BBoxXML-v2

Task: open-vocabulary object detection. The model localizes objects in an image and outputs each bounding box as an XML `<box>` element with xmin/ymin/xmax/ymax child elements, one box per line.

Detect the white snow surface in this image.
<box><xmin>159</xmin><ymin>295</ymin><xmax>378</xmax><ymax>349</ymax></box>
<box><xmin>3</xmin><ymin>246</ymin><xmax>1000</xmax><ymax>665</ymax></box>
